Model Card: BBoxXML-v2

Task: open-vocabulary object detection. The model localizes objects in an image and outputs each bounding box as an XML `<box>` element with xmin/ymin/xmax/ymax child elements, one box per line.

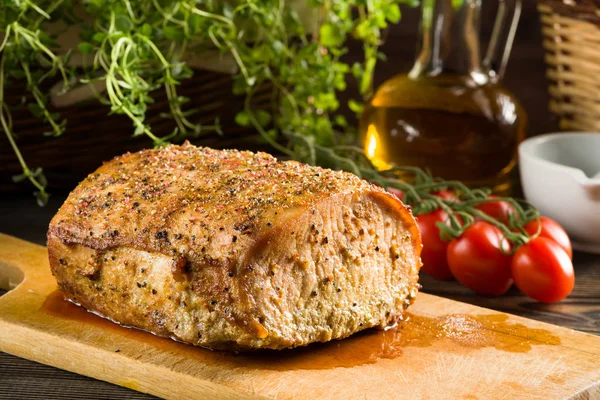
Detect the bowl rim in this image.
<box><xmin>519</xmin><ymin>132</ymin><xmax>600</xmax><ymax>185</ymax></box>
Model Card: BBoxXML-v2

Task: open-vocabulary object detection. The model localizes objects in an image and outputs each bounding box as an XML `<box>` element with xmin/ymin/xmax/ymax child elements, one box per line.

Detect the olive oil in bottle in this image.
<box><xmin>361</xmin><ymin>0</ymin><xmax>526</xmax><ymax>194</ymax></box>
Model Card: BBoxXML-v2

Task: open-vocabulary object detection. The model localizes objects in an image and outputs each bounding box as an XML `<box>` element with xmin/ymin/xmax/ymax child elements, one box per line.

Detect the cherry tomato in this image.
<box><xmin>447</xmin><ymin>221</ymin><xmax>513</xmax><ymax>296</ymax></box>
<box><xmin>387</xmin><ymin>187</ymin><xmax>405</xmax><ymax>201</ymax></box>
<box><xmin>511</xmin><ymin>237</ymin><xmax>574</xmax><ymax>303</ymax></box>
<box><xmin>523</xmin><ymin>217</ymin><xmax>572</xmax><ymax>260</ymax></box>
<box><xmin>476</xmin><ymin>196</ymin><xmax>517</xmax><ymax>225</ymax></box>
<box><xmin>432</xmin><ymin>190</ymin><xmax>460</xmax><ymax>203</ymax></box>
<box><xmin>417</xmin><ymin>209</ymin><xmax>454</xmax><ymax>280</ymax></box>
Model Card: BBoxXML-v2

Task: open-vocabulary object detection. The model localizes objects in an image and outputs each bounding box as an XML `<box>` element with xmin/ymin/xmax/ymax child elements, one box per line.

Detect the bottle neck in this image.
<box><xmin>410</xmin><ymin>0</ymin><xmax>488</xmax><ymax>85</ymax></box>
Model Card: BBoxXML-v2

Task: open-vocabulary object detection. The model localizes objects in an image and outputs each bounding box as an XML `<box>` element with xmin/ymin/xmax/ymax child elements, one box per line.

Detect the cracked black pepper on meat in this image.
<box><xmin>47</xmin><ymin>142</ymin><xmax>422</xmax><ymax>350</ymax></box>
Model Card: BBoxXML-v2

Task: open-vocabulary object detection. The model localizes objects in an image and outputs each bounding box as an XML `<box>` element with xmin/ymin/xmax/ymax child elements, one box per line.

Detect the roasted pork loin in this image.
<box><xmin>48</xmin><ymin>143</ymin><xmax>422</xmax><ymax>350</ymax></box>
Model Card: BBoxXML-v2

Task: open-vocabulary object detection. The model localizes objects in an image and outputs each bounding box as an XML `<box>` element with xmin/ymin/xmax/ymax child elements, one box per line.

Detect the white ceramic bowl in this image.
<box><xmin>519</xmin><ymin>132</ymin><xmax>600</xmax><ymax>252</ymax></box>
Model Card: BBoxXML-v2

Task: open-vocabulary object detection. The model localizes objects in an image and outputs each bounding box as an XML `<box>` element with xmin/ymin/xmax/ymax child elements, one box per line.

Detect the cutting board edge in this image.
<box><xmin>0</xmin><ymin>319</ymin><xmax>264</xmax><ymax>400</ymax></box>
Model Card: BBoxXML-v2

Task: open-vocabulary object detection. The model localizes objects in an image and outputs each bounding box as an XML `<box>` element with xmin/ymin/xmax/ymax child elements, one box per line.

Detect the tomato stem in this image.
<box><xmin>379</xmin><ymin>168</ymin><xmax>541</xmax><ymax>251</ymax></box>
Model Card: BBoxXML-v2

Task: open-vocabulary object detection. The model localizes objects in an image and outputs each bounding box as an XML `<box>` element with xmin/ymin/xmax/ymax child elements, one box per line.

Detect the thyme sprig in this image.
<box><xmin>1</xmin><ymin>0</ymin><xmax>73</xmax><ymax>205</ymax></box>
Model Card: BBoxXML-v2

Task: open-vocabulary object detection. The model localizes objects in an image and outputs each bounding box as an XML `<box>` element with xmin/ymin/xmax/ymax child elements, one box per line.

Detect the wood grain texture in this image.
<box><xmin>1</xmin><ymin>233</ymin><xmax>599</xmax><ymax>400</ymax></box>
<box><xmin>419</xmin><ymin>250</ymin><xmax>600</xmax><ymax>336</ymax></box>
<box><xmin>0</xmin><ymin>355</ymin><xmax>156</xmax><ymax>400</ymax></box>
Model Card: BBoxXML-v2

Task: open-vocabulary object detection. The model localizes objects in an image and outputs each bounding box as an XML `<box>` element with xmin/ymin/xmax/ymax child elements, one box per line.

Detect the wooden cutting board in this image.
<box><xmin>1</xmin><ymin>233</ymin><xmax>599</xmax><ymax>400</ymax></box>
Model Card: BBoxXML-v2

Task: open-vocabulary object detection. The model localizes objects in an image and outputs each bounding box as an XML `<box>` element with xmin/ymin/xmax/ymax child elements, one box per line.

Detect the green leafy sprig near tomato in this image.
<box><xmin>379</xmin><ymin>168</ymin><xmax>575</xmax><ymax>304</ymax></box>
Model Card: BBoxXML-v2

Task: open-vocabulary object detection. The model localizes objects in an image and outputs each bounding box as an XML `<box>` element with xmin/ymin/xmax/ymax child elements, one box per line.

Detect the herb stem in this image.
<box><xmin>183</xmin><ymin>3</ymin><xmax>236</xmax><ymax>28</ymax></box>
<box><xmin>0</xmin><ymin>56</ymin><xmax>48</xmax><ymax>203</ymax></box>
<box><xmin>0</xmin><ymin>25</ymin><xmax>11</xmax><ymax>53</ymax></box>
<box><xmin>21</xmin><ymin>62</ymin><xmax>62</xmax><ymax>136</ymax></box>
<box><xmin>23</xmin><ymin>0</ymin><xmax>51</xmax><ymax>20</ymax></box>
<box><xmin>245</xmin><ymin>90</ymin><xmax>293</xmax><ymax>157</ymax></box>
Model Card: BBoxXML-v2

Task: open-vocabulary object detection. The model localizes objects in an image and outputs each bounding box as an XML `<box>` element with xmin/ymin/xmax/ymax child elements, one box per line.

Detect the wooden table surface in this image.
<box><xmin>1</xmin><ymin>4</ymin><xmax>599</xmax><ymax>400</ymax></box>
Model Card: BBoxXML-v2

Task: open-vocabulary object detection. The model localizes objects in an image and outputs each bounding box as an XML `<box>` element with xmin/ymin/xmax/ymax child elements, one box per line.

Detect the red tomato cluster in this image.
<box><xmin>415</xmin><ymin>196</ymin><xmax>575</xmax><ymax>303</ymax></box>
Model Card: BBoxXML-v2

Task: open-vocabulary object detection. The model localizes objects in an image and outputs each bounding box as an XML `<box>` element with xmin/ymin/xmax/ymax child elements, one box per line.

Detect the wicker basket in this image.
<box><xmin>0</xmin><ymin>70</ymin><xmax>272</xmax><ymax>193</ymax></box>
<box><xmin>538</xmin><ymin>0</ymin><xmax>600</xmax><ymax>131</ymax></box>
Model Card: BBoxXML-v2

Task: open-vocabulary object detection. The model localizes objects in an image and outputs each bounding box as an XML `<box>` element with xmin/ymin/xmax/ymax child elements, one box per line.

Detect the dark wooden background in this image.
<box><xmin>1</xmin><ymin>3</ymin><xmax>598</xmax><ymax>400</ymax></box>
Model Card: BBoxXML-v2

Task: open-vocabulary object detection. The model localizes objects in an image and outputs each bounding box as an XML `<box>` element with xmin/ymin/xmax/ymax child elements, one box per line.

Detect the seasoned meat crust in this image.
<box><xmin>48</xmin><ymin>142</ymin><xmax>422</xmax><ymax>350</ymax></box>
